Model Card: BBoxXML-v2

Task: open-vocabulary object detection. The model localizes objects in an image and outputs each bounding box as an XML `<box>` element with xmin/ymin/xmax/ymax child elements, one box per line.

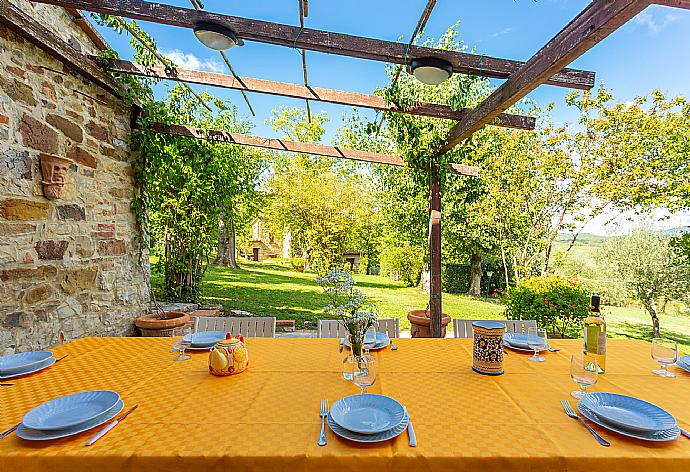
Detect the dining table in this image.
<box><xmin>1</xmin><ymin>336</ymin><xmax>689</xmax><ymax>472</ymax></box>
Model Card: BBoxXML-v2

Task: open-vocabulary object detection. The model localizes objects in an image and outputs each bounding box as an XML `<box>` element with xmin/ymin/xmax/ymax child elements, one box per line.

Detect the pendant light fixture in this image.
<box><xmin>193</xmin><ymin>21</ymin><xmax>244</xmax><ymax>51</ymax></box>
<box><xmin>410</xmin><ymin>57</ymin><xmax>453</xmax><ymax>85</ymax></box>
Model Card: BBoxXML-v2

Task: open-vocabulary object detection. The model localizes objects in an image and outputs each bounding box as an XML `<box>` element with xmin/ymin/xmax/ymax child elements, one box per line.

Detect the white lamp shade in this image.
<box><xmin>410</xmin><ymin>58</ymin><xmax>453</xmax><ymax>85</ymax></box>
<box><xmin>193</xmin><ymin>22</ymin><xmax>240</xmax><ymax>51</ymax></box>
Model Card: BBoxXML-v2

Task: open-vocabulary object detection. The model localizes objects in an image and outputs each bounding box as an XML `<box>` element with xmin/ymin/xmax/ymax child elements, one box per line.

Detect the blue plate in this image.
<box><xmin>579</xmin><ymin>392</ymin><xmax>677</xmax><ymax>433</ymax></box>
<box><xmin>578</xmin><ymin>403</ymin><xmax>680</xmax><ymax>442</ymax></box>
<box><xmin>23</xmin><ymin>390</ymin><xmax>121</xmax><ymax>430</ymax></box>
<box><xmin>328</xmin><ymin>410</ymin><xmax>408</xmax><ymax>443</ymax></box>
<box><xmin>0</xmin><ymin>352</ymin><xmax>53</xmax><ymax>376</ymax></box>
<box><xmin>503</xmin><ymin>333</ymin><xmax>544</xmax><ymax>349</ymax></box>
<box><xmin>343</xmin><ymin>333</ymin><xmax>391</xmax><ymax>351</ymax></box>
<box><xmin>183</xmin><ymin>331</ymin><xmax>226</xmax><ymax>348</ymax></box>
<box><xmin>0</xmin><ymin>356</ymin><xmax>56</xmax><ymax>380</ymax></box>
<box><xmin>677</xmin><ymin>356</ymin><xmax>690</xmax><ymax>373</ymax></box>
<box><xmin>330</xmin><ymin>394</ymin><xmax>405</xmax><ymax>434</ymax></box>
<box><xmin>17</xmin><ymin>400</ymin><xmax>124</xmax><ymax>441</ymax></box>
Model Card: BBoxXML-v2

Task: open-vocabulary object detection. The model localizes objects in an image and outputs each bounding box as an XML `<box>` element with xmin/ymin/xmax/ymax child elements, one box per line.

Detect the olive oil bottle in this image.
<box><xmin>584</xmin><ymin>295</ymin><xmax>606</xmax><ymax>373</ymax></box>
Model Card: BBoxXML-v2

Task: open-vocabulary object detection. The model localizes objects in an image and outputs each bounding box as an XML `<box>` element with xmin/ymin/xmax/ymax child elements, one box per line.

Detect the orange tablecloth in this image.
<box><xmin>1</xmin><ymin>337</ymin><xmax>689</xmax><ymax>472</ymax></box>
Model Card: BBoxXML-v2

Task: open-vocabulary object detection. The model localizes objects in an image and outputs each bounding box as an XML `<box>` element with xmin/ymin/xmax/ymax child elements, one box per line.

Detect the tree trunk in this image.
<box><xmin>215</xmin><ymin>213</ymin><xmax>238</xmax><ymax>269</ymax></box>
<box><xmin>467</xmin><ymin>253</ymin><xmax>482</xmax><ymax>297</ymax></box>
<box><xmin>644</xmin><ymin>301</ymin><xmax>661</xmax><ymax>337</ymax></box>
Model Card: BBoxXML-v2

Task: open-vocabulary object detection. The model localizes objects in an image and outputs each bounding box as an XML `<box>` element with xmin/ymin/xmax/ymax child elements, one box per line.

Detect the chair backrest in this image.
<box><xmin>317</xmin><ymin>318</ymin><xmax>400</xmax><ymax>338</ymax></box>
<box><xmin>452</xmin><ymin>319</ymin><xmax>537</xmax><ymax>338</ymax></box>
<box><xmin>317</xmin><ymin>320</ymin><xmax>346</xmax><ymax>338</ymax></box>
<box><xmin>376</xmin><ymin>318</ymin><xmax>400</xmax><ymax>338</ymax></box>
<box><xmin>195</xmin><ymin>316</ymin><xmax>276</xmax><ymax>338</ymax></box>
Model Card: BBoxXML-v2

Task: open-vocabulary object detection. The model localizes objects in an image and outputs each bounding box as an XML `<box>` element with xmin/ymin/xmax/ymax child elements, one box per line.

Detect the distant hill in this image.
<box><xmin>556</xmin><ymin>227</ymin><xmax>689</xmax><ymax>246</ymax></box>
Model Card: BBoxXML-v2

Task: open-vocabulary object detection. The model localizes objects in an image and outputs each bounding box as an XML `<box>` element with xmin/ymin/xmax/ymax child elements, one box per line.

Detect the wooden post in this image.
<box><xmin>429</xmin><ymin>175</ymin><xmax>442</xmax><ymax>337</ymax></box>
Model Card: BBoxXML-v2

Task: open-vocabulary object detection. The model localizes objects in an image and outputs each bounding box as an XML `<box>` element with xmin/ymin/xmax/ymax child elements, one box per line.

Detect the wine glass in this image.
<box><xmin>527</xmin><ymin>327</ymin><xmax>547</xmax><ymax>363</ymax></box>
<box><xmin>651</xmin><ymin>338</ymin><xmax>678</xmax><ymax>378</ymax></box>
<box><xmin>352</xmin><ymin>355</ymin><xmax>376</xmax><ymax>394</ymax></box>
<box><xmin>571</xmin><ymin>354</ymin><xmax>599</xmax><ymax>399</ymax></box>
<box><xmin>342</xmin><ymin>355</ymin><xmax>356</xmax><ymax>381</ymax></box>
<box><xmin>172</xmin><ymin>325</ymin><xmax>192</xmax><ymax>362</ymax></box>
<box><xmin>363</xmin><ymin>326</ymin><xmax>377</xmax><ymax>350</ymax></box>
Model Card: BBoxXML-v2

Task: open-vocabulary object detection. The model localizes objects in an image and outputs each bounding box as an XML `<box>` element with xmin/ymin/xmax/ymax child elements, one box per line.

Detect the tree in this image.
<box><xmin>264</xmin><ymin>107</ymin><xmax>372</xmax><ymax>274</ymax></box>
<box><xmin>598</xmin><ymin>226</ymin><xmax>690</xmax><ymax>336</ymax></box>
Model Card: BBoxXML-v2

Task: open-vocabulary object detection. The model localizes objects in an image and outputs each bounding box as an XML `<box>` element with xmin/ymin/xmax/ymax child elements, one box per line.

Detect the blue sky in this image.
<box><xmin>92</xmin><ymin>1</ymin><xmax>690</xmax><ymax>234</ymax></box>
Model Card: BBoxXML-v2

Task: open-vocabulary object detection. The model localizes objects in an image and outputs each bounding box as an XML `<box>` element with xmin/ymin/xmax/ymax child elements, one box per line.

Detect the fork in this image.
<box><xmin>318</xmin><ymin>399</ymin><xmax>328</xmax><ymax>446</ymax></box>
<box><xmin>0</xmin><ymin>423</ymin><xmax>19</xmax><ymax>439</ymax></box>
<box><xmin>560</xmin><ymin>400</ymin><xmax>610</xmax><ymax>446</ymax></box>
<box><xmin>390</xmin><ymin>341</ymin><xmax>398</xmax><ymax>351</ymax></box>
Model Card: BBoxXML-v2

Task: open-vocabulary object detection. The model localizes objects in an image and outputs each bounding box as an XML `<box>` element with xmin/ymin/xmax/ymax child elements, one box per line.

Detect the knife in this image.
<box><xmin>0</xmin><ymin>423</ymin><xmax>19</xmax><ymax>439</ymax></box>
<box><xmin>681</xmin><ymin>428</ymin><xmax>690</xmax><ymax>439</ymax></box>
<box><xmin>85</xmin><ymin>404</ymin><xmax>138</xmax><ymax>446</ymax></box>
<box><xmin>403</xmin><ymin>406</ymin><xmax>416</xmax><ymax>447</ymax></box>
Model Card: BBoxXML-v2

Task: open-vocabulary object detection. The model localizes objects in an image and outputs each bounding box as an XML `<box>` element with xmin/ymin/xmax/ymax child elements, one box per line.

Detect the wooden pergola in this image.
<box><xmin>5</xmin><ymin>0</ymin><xmax>688</xmax><ymax>336</ymax></box>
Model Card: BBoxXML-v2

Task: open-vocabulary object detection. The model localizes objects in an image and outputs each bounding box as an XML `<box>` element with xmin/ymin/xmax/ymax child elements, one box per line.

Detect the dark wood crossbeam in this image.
<box><xmin>104</xmin><ymin>58</ymin><xmax>536</xmax><ymax>130</ymax></box>
<box><xmin>30</xmin><ymin>0</ymin><xmax>595</xmax><ymax>90</ymax></box>
<box><xmin>438</xmin><ymin>0</ymin><xmax>652</xmax><ymax>154</ymax></box>
<box><xmin>139</xmin><ymin>122</ymin><xmax>480</xmax><ymax>177</ymax></box>
<box><xmin>0</xmin><ymin>0</ymin><xmax>121</xmax><ymax>96</ymax></box>
<box><xmin>654</xmin><ymin>0</ymin><xmax>690</xmax><ymax>8</ymax></box>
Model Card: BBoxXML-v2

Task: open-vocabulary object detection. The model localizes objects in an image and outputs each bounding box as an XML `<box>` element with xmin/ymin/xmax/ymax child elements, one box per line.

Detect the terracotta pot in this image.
<box><xmin>135</xmin><ymin>311</ymin><xmax>190</xmax><ymax>337</ymax></box>
<box><xmin>40</xmin><ymin>154</ymin><xmax>72</xmax><ymax>200</ymax></box>
<box><xmin>407</xmin><ymin>309</ymin><xmax>451</xmax><ymax>338</ymax></box>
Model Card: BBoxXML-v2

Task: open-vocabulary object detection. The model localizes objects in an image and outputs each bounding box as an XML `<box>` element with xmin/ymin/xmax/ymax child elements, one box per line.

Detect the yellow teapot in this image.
<box><xmin>208</xmin><ymin>336</ymin><xmax>249</xmax><ymax>376</ymax></box>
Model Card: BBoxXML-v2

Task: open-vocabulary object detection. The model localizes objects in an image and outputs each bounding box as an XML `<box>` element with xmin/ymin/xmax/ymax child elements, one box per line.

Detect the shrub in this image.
<box><xmin>380</xmin><ymin>243</ymin><xmax>423</xmax><ymax>287</ymax></box>
<box><xmin>290</xmin><ymin>257</ymin><xmax>306</xmax><ymax>272</ymax></box>
<box><xmin>505</xmin><ymin>275</ymin><xmax>590</xmax><ymax>336</ymax></box>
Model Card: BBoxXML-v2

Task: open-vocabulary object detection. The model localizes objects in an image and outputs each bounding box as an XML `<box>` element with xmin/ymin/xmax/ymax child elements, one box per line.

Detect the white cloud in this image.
<box><xmin>632</xmin><ymin>11</ymin><xmax>680</xmax><ymax>34</ymax></box>
<box><xmin>162</xmin><ymin>49</ymin><xmax>224</xmax><ymax>73</ymax></box>
<box><xmin>490</xmin><ymin>27</ymin><xmax>513</xmax><ymax>39</ymax></box>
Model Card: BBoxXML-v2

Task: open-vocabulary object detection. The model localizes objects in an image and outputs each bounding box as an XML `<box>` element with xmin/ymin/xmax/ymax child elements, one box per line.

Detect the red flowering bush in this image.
<box><xmin>505</xmin><ymin>275</ymin><xmax>590</xmax><ymax>336</ymax></box>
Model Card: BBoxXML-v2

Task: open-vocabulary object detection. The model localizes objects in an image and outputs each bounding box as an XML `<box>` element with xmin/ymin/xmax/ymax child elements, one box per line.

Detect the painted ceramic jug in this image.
<box><xmin>472</xmin><ymin>320</ymin><xmax>505</xmax><ymax>376</ymax></box>
<box><xmin>209</xmin><ymin>338</ymin><xmax>249</xmax><ymax>376</ymax></box>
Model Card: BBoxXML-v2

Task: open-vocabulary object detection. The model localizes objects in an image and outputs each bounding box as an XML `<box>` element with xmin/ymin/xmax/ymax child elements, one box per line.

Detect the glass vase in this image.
<box><xmin>348</xmin><ymin>334</ymin><xmax>364</xmax><ymax>358</ymax></box>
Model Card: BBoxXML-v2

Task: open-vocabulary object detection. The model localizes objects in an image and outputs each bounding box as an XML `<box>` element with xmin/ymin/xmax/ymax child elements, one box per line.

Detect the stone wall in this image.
<box><xmin>0</xmin><ymin>4</ymin><xmax>149</xmax><ymax>353</ymax></box>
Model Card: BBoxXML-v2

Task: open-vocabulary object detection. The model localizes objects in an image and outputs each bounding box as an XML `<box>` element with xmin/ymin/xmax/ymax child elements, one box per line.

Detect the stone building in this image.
<box><xmin>0</xmin><ymin>2</ymin><xmax>149</xmax><ymax>353</ymax></box>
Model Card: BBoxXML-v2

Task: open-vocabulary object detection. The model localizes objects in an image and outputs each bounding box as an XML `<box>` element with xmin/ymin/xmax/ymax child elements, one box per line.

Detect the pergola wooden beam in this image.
<box><xmin>438</xmin><ymin>0</ymin><xmax>652</xmax><ymax>154</ymax></box>
<box><xmin>654</xmin><ymin>0</ymin><xmax>690</xmax><ymax>8</ymax></box>
<box><xmin>0</xmin><ymin>0</ymin><xmax>121</xmax><ymax>97</ymax></box>
<box><xmin>139</xmin><ymin>122</ymin><xmax>480</xmax><ymax>177</ymax></box>
<box><xmin>103</xmin><ymin>58</ymin><xmax>536</xmax><ymax>130</ymax></box>
<box><xmin>31</xmin><ymin>0</ymin><xmax>595</xmax><ymax>90</ymax></box>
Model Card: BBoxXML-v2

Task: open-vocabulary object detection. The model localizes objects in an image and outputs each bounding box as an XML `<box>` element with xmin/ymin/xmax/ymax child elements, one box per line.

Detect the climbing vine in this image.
<box><xmin>92</xmin><ymin>15</ymin><xmax>264</xmax><ymax>302</ymax></box>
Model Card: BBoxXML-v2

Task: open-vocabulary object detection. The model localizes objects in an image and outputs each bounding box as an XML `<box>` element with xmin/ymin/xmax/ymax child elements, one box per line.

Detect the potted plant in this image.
<box><xmin>407</xmin><ymin>309</ymin><xmax>451</xmax><ymax>338</ymax></box>
<box><xmin>135</xmin><ymin>304</ymin><xmax>190</xmax><ymax>337</ymax></box>
<box><xmin>316</xmin><ymin>269</ymin><xmax>377</xmax><ymax>358</ymax></box>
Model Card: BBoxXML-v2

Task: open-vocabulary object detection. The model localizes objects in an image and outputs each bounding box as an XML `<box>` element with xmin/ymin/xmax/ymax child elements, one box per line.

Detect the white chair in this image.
<box><xmin>317</xmin><ymin>318</ymin><xmax>400</xmax><ymax>338</ymax></box>
<box><xmin>452</xmin><ymin>319</ymin><xmax>537</xmax><ymax>338</ymax></box>
<box><xmin>195</xmin><ymin>316</ymin><xmax>276</xmax><ymax>338</ymax></box>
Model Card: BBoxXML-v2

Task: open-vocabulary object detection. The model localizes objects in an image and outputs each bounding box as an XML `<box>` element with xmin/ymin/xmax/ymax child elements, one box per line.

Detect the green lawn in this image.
<box><xmin>153</xmin><ymin>259</ymin><xmax>690</xmax><ymax>353</ymax></box>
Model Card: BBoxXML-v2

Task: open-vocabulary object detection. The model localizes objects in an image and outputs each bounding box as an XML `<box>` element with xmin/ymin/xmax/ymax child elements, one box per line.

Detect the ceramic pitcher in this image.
<box><xmin>208</xmin><ymin>338</ymin><xmax>249</xmax><ymax>376</ymax></box>
<box><xmin>472</xmin><ymin>320</ymin><xmax>505</xmax><ymax>375</ymax></box>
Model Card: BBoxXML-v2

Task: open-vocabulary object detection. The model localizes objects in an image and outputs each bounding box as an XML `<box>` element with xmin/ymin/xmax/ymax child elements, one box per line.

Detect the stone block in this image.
<box><xmin>0</xmin><ymin>265</ymin><xmax>57</xmax><ymax>282</ymax></box>
<box><xmin>57</xmin><ymin>204</ymin><xmax>85</xmax><ymax>220</ymax></box>
<box><xmin>98</xmin><ymin>223</ymin><xmax>115</xmax><ymax>231</ymax></box>
<box><xmin>0</xmin><ymin>198</ymin><xmax>49</xmax><ymax>221</ymax></box>
<box><xmin>0</xmin><ymin>126</ymin><xmax>7</xmax><ymax>141</ymax></box>
<box><xmin>25</xmin><ymin>284</ymin><xmax>52</xmax><ymax>304</ymax></box>
<box><xmin>46</xmin><ymin>113</ymin><xmax>83</xmax><ymax>142</ymax></box>
<box><xmin>86</xmin><ymin>121</ymin><xmax>108</xmax><ymax>142</ymax></box>
<box><xmin>5</xmin><ymin>65</ymin><xmax>25</xmax><ymax>78</ymax></box>
<box><xmin>92</xmin><ymin>231</ymin><xmax>114</xmax><ymax>239</ymax></box>
<box><xmin>61</xmin><ymin>267</ymin><xmax>98</xmax><ymax>294</ymax></box>
<box><xmin>19</xmin><ymin>114</ymin><xmax>58</xmax><ymax>153</ymax></box>
<box><xmin>97</xmin><ymin>239</ymin><xmax>126</xmax><ymax>256</ymax></box>
<box><xmin>3</xmin><ymin>78</ymin><xmax>37</xmax><ymax>107</ymax></box>
<box><xmin>35</xmin><ymin>240</ymin><xmax>69</xmax><ymax>260</ymax></box>
<box><xmin>0</xmin><ymin>115</ymin><xmax>8</xmax><ymax>126</ymax></box>
<box><xmin>3</xmin><ymin>312</ymin><xmax>31</xmax><ymax>328</ymax></box>
<box><xmin>0</xmin><ymin>149</ymin><xmax>32</xmax><ymax>179</ymax></box>
<box><xmin>66</xmin><ymin>146</ymin><xmax>97</xmax><ymax>168</ymax></box>
<box><xmin>0</xmin><ymin>223</ymin><xmax>36</xmax><ymax>236</ymax></box>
